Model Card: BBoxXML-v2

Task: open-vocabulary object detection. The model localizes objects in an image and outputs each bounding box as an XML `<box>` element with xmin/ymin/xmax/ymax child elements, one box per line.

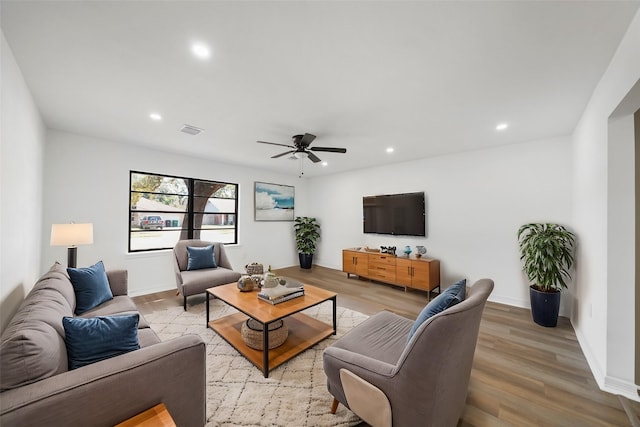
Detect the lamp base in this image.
<box><xmin>67</xmin><ymin>247</ymin><xmax>78</xmax><ymax>269</ymax></box>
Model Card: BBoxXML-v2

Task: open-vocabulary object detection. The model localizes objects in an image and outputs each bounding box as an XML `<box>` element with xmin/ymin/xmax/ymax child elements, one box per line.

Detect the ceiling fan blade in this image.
<box><xmin>307</xmin><ymin>151</ymin><xmax>322</xmax><ymax>163</ymax></box>
<box><xmin>299</xmin><ymin>133</ymin><xmax>316</xmax><ymax>147</ymax></box>
<box><xmin>309</xmin><ymin>146</ymin><xmax>347</xmax><ymax>153</ymax></box>
<box><xmin>257</xmin><ymin>140</ymin><xmax>294</xmax><ymax>148</ymax></box>
<box><xmin>271</xmin><ymin>150</ymin><xmax>295</xmax><ymax>159</ymax></box>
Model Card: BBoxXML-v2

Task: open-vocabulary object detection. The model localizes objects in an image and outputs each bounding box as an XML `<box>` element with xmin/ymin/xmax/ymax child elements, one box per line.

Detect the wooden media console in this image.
<box><xmin>342</xmin><ymin>248</ymin><xmax>440</xmax><ymax>298</ymax></box>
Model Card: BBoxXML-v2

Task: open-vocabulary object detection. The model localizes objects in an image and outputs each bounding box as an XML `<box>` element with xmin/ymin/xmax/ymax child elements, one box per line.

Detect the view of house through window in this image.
<box><xmin>129</xmin><ymin>171</ymin><xmax>238</xmax><ymax>251</ymax></box>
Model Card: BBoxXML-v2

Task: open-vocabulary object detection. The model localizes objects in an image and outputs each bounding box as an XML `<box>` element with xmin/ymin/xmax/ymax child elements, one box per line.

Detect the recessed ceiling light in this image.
<box><xmin>191</xmin><ymin>42</ymin><xmax>211</xmax><ymax>60</ymax></box>
<box><xmin>386</xmin><ymin>147</ymin><xmax>394</xmax><ymax>153</ymax></box>
<box><xmin>322</xmin><ymin>162</ymin><xmax>328</xmax><ymax>166</ymax></box>
<box><xmin>496</xmin><ymin>123</ymin><xmax>508</xmax><ymax>131</ymax></box>
<box><xmin>149</xmin><ymin>113</ymin><xmax>162</xmax><ymax>121</ymax></box>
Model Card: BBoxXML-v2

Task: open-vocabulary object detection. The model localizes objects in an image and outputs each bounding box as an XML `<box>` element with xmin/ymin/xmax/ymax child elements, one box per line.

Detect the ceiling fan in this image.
<box><xmin>257</xmin><ymin>133</ymin><xmax>347</xmax><ymax>163</ymax></box>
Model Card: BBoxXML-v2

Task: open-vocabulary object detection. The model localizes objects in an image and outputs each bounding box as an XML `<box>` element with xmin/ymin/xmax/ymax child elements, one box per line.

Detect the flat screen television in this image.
<box><xmin>363</xmin><ymin>192</ymin><xmax>426</xmax><ymax>236</ymax></box>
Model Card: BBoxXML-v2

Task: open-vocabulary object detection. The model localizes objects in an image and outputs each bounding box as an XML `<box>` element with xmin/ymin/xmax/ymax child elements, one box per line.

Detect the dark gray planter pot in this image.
<box><xmin>529</xmin><ymin>286</ymin><xmax>561</xmax><ymax>327</ymax></box>
<box><xmin>299</xmin><ymin>253</ymin><xmax>314</xmax><ymax>269</ymax></box>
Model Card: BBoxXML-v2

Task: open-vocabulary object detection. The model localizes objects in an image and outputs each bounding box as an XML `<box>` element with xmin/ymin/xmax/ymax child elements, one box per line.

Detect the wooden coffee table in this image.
<box><xmin>206</xmin><ymin>282</ymin><xmax>336</xmax><ymax>377</ymax></box>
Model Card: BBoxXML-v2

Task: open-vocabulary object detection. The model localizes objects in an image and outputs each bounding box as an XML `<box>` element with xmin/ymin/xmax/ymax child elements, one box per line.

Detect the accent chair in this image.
<box><xmin>172</xmin><ymin>239</ymin><xmax>241</xmax><ymax>310</ymax></box>
<box><xmin>323</xmin><ymin>278</ymin><xmax>494</xmax><ymax>427</ymax></box>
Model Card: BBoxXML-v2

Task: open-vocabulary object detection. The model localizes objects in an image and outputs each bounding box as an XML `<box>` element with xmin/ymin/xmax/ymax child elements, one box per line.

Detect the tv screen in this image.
<box><xmin>363</xmin><ymin>192</ymin><xmax>426</xmax><ymax>236</ymax></box>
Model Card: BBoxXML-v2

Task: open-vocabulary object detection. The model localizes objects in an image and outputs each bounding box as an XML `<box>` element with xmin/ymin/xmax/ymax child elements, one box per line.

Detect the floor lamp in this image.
<box><xmin>50</xmin><ymin>223</ymin><xmax>94</xmax><ymax>268</ymax></box>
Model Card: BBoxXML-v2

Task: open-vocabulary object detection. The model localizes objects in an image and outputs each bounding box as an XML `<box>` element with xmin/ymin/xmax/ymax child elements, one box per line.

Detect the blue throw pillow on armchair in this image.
<box><xmin>67</xmin><ymin>261</ymin><xmax>113</xmax><ymax>315</ymax></box>
<box><xmin>406</xmin><ymin>279</ymin><xmax>467</xmax><ymax>342</ymax></box>
<box><xmin>187</xmin><ymin>244</ymin><xmax>217</xmax><ymax>270</ymax></box>
<box><xmin>63</xmin><ymin>314</ymin><xmax>140</xmax><ymax>370</ymax></box>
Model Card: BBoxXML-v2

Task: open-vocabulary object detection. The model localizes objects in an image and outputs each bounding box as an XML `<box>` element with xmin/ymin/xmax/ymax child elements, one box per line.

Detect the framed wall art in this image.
<box><xmin>254</xmin><ymin>182</ymin><xmax>295</xmax><ymax>221</ymax></box>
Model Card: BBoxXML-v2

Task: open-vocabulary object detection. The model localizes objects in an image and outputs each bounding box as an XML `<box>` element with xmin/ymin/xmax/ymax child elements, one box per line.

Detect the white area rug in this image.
<box><xmin>145</xmin><ymin>299</ymin><xmax>367</xmax><ymax>427</ymax></box>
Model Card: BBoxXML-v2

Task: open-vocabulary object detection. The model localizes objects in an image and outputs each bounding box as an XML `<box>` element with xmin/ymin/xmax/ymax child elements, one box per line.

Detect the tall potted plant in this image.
<box><xmin>294</xmin><ymin>216</ymin><xmax>320</xmax><ymax>269</ymax></box>
<box><xmin>517</xmin><ymin>223</ymin><xmax>576</xmax><ymax>327</ymax></box>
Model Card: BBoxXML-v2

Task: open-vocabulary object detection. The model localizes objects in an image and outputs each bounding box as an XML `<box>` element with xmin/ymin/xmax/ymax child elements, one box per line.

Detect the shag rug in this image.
<box><xmin>145</xmin><ymin>299</ymin><xmax>368</xmax><ymax>427</ymax></box>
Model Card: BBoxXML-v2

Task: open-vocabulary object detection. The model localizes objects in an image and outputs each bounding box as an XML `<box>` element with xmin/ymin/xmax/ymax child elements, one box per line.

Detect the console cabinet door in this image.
<box><xmin>354</xmin><ymin>252</ymin><xmax>369</xmax><ymax>276</ymax></box>
<box><xmin>343</xmin><ymin>250</ymin><xmax>369</xmax><ymax>277</ymax></box>
<box><xmin>395</xmin><ymin>258</ymin><xmax>413</xmax><ymax>287</ymax></box>
<box><xmin>395</xmin><ymin>258</ymin><xmax>440</xmax><ymax>291</ymax></box>
<box><xmin>342</xmin><ymin>250</ymin><xmax>358</xmax><ymax>274</ymax></box>
<box><xmin>410</xmin><ymin>260</ymin><xmax>432</xmax><ymax>291</ymax></box>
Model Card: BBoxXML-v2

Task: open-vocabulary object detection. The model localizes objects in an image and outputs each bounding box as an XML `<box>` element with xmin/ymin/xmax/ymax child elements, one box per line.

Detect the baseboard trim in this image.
<box><xmin>129</xmin><ymin>284</ymin><xmax>174</xmax><ymax>297</ymax></box>
<box><xmin>605</xmin><ymin>376</ymin><xmax>640</xmax><ymax>402</ymax></box>
<box><xmin>573</xmin><ymin>323</ymin><xmax>640</xmax><ymax>402</ymax></box>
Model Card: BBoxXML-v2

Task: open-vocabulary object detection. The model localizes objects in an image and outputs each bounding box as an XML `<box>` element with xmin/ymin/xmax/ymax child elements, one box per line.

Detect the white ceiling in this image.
<box><xmin>2</xmin><ymin>1</ymin><xmax>638</xmax><ymax>177</ymax></box>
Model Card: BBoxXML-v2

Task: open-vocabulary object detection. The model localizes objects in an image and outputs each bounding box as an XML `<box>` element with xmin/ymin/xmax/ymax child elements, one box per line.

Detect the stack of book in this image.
<box><xmin>258</xmin><ymin>282</ymin><xmax>304</xmax><ymax>305</ymax></box>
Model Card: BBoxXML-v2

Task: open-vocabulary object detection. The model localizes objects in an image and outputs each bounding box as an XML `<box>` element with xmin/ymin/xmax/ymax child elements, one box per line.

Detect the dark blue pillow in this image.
<box><xmin>406</xmin><ymin>279</ymin><xmax>467</xmax><ymax>342</ymax></box>
<box><xmin>63</xmin><ymin>314</ymin><xmax>140</xmax><ymax>370</ymax></box>
<box><xmin>452</xmin><ymin>278</ymin><xmax>467</xmax><ymax>301</ymax></box>
<box><xmin>187</xmin><ymin>245</ymin><xmax>217</xmax><ymax>270</ymax></box>
<box><xmin>67</xmin><ymin>261</ymin><xmax>113</xmax><ymax>315</ymax></box>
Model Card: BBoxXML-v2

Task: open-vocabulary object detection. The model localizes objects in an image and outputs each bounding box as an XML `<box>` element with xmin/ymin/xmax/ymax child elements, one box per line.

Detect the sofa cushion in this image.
<box><xmin>63</xmin><ymin>314</ymin><xmax>140</xmax><ymax>370</ymax></box>
<box><xmin>187</xmin><ymin>245</ymin><xmax>217</xmax><ymax>270</ymax></box>
<box><xmin>32</xmin><ymin>262</ymin><xmax>76</xmax><ymax>309</ymax></box>
<box><xmin>331</xmin><ymin>311</ymin><xmax>412</xmax><ymax>366</ymax></box>
<box><xmin>18</xmin><ymin>288</ymin><xmax>74</xmax><ymax>336</ymax></box>
<box><xmin>406</xmin><ymin>279</ymin><xmax>466</xmax><ymax>342</ymax></box>
<box><xmin>78</xmin><ymin>295</ymin><xmax>139</xmax><ymax>318</ymax></box>
<box><xmin>79</xmin><ymin>295</ymin><xmax>150</xmax><ymax>329</ymax></box>
<box><xmin>68</xmin><ymin>261</ymin><xmax>113</xmax><ymax>315</ymax></box>
<box><xmin>180</xmin><ymin>267</ymin><xmax>241</xmax><ymax>297</ymax></box>
<box><xmin>0</xmin><ymin>264</ymin><xmax>81</xmax><ymax>391</ymax></box>
<box><xmin>0</xmin><ymin>322</ymin><xmax>68</xmax><ymax>391</ymax></box>
<box><xmin>137</xmin><ymin>326</ymin><xmax>161</xmax><ymax>348</ymax></box>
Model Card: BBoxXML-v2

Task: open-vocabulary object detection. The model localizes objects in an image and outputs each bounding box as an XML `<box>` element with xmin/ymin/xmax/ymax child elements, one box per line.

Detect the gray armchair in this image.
<box><xmin>323</xmin><ymin>279</ymin><xmax>494</xmax><ymax>427</ymax></box>
<box><xmin>173</xmin><ymin>239</ymin><xmax>241</xmax><ymax>310</ymax></box>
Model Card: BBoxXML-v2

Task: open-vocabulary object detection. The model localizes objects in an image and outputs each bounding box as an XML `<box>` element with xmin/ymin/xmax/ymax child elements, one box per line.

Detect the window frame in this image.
<box><xmin>129</xmin><ymin>170</ymin><xmax>239</xmax><ymax>252</ymax></box>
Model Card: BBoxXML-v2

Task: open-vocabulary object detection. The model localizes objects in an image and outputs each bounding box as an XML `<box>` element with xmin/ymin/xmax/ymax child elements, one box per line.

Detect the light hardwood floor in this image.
<box><xmin>133</xmin><ymin>265</ymin><xmax>639</xmax><ymax>426</ymax></box>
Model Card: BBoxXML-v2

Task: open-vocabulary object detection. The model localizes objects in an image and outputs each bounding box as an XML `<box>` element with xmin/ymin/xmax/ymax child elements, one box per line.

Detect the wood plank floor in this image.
<box><xmin>133</xmin><ymin>265</ymin><xmax>638</xmax><ymax>426</ymax></box>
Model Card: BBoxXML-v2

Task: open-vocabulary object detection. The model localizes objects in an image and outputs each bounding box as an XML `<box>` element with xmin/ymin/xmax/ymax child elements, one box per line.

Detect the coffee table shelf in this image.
<box><xmin>208</xmin><ymin>312</ymin><xmax>334</xmax><ymax>372</ymax></box>
<box><xmin>206</xmin><ymin>282</ymin><xmax>337</xmax><ymax>377</ymax></box>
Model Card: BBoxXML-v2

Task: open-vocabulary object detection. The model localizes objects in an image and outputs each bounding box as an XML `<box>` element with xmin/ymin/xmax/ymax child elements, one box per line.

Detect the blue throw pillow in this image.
<box><xmin>406</xmin><ymin>279</ymin><xmax>467</xmax><ymax>342</ymax></box>
<box><xmin>68</xmin><ymin>261</ymin><xmax>113</xmax><ymax>315</ymax></box>
<box><xmin>452</xmin><ymin>278</ymin><xmax>467</xmax><ymax>301</ymax></box>
<box><xmin>63</xmin><ymin>314</ymin><xmax>140</xmax><ymax>370</ymax></box>
<box><xmin>187</xmin><ymin>245</ymin><xmax>217</xmax><ymax>270</ymax></box>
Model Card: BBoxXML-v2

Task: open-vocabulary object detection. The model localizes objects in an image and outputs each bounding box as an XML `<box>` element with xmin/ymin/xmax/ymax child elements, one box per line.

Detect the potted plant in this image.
<box><xmin>517</xmin><ymin>223</ymin><xmax>576</xmax><ymax>327</ymax></box>
<box><xmin>294</xmin><ymin>216</ymin><xmax>320</xmax><ymax>269</ymax></box>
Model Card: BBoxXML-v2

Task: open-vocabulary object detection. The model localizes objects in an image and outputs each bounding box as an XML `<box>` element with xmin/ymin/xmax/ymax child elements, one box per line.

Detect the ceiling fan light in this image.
<box><xmin>294</xmin><ymin>151</ymin><xmax>308</xmax><ymax>159</ymax></box>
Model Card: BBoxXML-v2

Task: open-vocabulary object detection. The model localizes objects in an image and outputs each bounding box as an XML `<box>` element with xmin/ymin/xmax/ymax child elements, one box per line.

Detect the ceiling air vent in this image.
<box><xmin>180</xmin><ymin>124</ymin><xmax>204</xmax><ymax>136</ymax></box>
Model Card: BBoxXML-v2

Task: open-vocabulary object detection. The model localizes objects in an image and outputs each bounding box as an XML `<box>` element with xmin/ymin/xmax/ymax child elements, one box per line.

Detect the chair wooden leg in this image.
<box><xmin>183</xmin><ymin>296</ymin><xmax>187</xmax><ymax>311</ymax></box>
<box><xmin>330</xmin><ymin>398</ymin><xmax>339</xmax><ymax>414</ymax></box>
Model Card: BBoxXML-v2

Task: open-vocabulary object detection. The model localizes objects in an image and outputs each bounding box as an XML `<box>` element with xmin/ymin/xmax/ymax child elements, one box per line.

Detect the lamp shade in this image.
<box><xmin>50</xmin><ymin>223</ymin><xmax>94</xmax><ymax>246</ymax></box>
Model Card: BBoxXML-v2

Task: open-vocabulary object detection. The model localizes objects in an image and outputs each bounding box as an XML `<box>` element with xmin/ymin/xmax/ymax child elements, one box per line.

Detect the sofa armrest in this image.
<box><xmin>340</xmin><ymin>369</ymin><xmax>392</xmax><ymax>427</ymax></box>
<box><xmin>172</xmin><ymin>251</ymin><xmax>184</xmax><ymax>286</ymax></box>
<box><xmin>324</xmin><ymin>346</ymin><xmax>397</xmax><ymax>378</ymax></box>
<box><xmin>0</xmin><ymin>335</ymin><xmax>206</xmax><ymax>427</ymax></box>
<box><xmin>106</xmin><ymin>269</ymin><xmax>128</xmax><ymax>296</ymax></box>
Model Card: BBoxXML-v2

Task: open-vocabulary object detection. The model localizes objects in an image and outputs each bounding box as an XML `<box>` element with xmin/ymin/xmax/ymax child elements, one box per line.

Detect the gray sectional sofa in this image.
<box><xmin>0</xmin><ymin>262</ymin><xmax>206</xmax><ymax>426</ymax></box>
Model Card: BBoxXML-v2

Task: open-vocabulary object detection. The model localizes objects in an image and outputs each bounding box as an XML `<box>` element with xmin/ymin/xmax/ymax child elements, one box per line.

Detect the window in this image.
<box><xmin>129</xmin><ymin>171</ymin><xmax>238</xmax><ymax>252</ymax></box>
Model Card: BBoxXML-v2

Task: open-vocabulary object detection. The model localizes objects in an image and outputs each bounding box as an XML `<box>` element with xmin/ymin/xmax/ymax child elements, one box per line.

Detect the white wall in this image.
<box><xmin>42</xmin><ymin>130</ymin><xmax>308</xmax><ymax>296</ymax></box>
<box><xmin>607</xmin><ymin>114</ymin><xmax>636</xmax><ymax>388</ymax></box>
<box><xmin>308</xmin><ymin>136</ymin><xmax>573</xmax><ymax>313</ymax></box>
<box><xmin>0</xmin><ymin>31</ymin><xmax>46</xmax><ymax>332</ymax></box>
<box><xmin>572</xmin><ymin>10</ymin><xmax>640</xmax><ymax>400</ymax></box>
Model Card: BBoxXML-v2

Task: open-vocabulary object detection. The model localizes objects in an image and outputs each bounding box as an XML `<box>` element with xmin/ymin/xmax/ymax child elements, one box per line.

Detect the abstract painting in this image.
<box><xmin>254</xmin><ymin>182</ymin><xmax>295</xmax><ymax>221</ymax></box>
